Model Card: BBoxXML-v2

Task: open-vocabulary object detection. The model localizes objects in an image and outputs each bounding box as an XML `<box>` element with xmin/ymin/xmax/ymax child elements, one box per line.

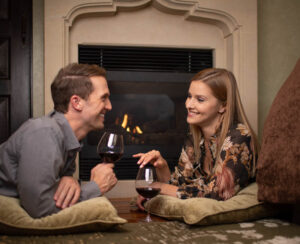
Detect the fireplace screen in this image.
<box><xmin>107</xmin><ymin>93</ymin><xmax>177</xmax><ymax>145</ymax></box>
<box><xmin>78</xmin><ymin>45</ymin><xmax>213</xmax><ymax>180</ymax></box>
<box><xmin>79</xmin><ymin>77</ymin><xmax>189</xmax><ymax>180</ymax></box>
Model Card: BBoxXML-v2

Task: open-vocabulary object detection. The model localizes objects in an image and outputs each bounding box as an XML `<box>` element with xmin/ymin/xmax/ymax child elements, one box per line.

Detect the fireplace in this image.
<box><xmin>43</xmin><ymin>0</ymin><xmax>258</xmax><ymax>196</ymax></box>
<box><xmin>79</xmin><ymin>45</ymin><xmax>213</xmax><ymax>180</ymax></box>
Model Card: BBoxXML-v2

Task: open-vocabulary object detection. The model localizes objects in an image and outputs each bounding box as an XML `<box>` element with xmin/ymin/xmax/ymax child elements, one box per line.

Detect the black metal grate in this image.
<box><xmin>79</xmin><ymin>45</ymin><xmax>213</xmax><ymax>73</ymax></box>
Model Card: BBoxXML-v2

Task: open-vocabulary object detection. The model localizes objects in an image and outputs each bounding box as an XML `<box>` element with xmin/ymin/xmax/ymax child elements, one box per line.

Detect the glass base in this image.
<box><xmin>143</xmin><ymin>213</ymin><xmax>152</xmax><ymax>222</ymax></box>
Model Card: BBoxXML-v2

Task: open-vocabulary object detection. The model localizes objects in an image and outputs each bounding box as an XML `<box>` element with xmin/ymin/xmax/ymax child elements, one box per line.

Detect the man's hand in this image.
<box><xmin>90</xmin><ymin>163</ymin><xmax>117</xmax><ymax>194</ymax></box>
<box><xmin>54</xmin><ymin>176</ymin><xmax>80</xmax><ymax>209</ymax></box>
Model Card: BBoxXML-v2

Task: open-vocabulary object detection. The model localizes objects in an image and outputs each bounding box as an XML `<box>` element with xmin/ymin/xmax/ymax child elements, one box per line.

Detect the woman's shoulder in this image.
<box><xmin>225</xmin><ymin>123</ymin><xmax>252</xmax><ymax>145</ymax></box>
<box><xmin>228</xmin><ymin>123</ymin><xmax>251</xmax><ymax>136</ymax></box>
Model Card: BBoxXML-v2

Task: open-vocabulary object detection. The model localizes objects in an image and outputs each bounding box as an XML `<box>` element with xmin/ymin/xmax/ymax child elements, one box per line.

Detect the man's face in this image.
<box><xmin>81</xmin><ymin>76</ymin><xmax>112</xmax><ymax>131</ymax></box>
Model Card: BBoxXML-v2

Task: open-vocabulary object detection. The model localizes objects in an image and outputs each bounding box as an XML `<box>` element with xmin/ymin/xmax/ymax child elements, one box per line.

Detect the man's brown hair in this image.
<box><xmin>51</xmin><ymin>63</ymin><xmax>106</xmax><ymax>113</ymax></box>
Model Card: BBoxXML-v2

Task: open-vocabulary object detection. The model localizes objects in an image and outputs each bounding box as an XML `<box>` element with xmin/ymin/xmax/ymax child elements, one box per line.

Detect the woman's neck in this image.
<box><xmin>200</xmin><ymin>114</ymin><xmax>223</xmax><ymax>139</ymax></box>
<box><xmin>201</xmin><ymin>125</ymin><xmax>217</xmax><ymax>140</ymax></box>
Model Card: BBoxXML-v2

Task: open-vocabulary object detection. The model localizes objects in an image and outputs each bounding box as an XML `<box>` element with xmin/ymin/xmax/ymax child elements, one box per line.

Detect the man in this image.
<box><xmin>0</xmin><ymin>63</ymin><xmax>117</xmax><ymax>218</ymax></box>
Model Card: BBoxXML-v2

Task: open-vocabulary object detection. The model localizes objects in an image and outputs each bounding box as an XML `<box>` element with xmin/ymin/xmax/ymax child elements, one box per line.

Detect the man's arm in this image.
<box><xmin>54</xmin><ymin>176</ymin><xmax>80</xmax><ymax>209</ymax></box>
<box><xmin>54</xmin><ymin>163</ymin><xmax>118</xmax><ymax>204</ymax></box>
<box><xmin>80</xmin><ymin>163</ymin><xmax>118</xmax><ymax>201</ymax></box>
<box><xmin>17</xmin><ymin>128</ymin><xmax>64</xmax><ymax>218</ymax></box>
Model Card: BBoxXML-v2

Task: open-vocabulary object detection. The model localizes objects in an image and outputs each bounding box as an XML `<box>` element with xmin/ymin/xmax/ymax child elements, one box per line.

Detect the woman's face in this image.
<box><xmin>185</xmin><ymin>80</ymin><xmax>225</xmax><ymax>128</ymax></box>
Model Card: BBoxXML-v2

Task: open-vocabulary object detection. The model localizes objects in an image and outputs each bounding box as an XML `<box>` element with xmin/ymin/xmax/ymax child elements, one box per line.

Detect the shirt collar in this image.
<box><xmin>48</xmin><ymin>110</ymin><xmax>82</xmax><ymax>151</ymax></box>
<box><xmin>199</xmin><ymin>131</ymin><xmax>218</xmax><ymax>146</ymax></box>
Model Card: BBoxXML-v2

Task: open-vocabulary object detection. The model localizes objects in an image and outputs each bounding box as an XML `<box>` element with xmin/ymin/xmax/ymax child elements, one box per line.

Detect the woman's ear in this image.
<box><xmin>218</xmin><ymin>103</ymin><xmax>226</xmax><ymax>114</ymax></box>
<box><xmin>70</xmin><ymin>95</ymin><xmax>83</xmax><ymax>111</ymax></box>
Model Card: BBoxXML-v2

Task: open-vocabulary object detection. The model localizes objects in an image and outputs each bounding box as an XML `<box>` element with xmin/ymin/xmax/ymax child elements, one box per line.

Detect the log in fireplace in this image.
<box><xmin>78</xmin><ymin>45</ymin><xmax>213</xmax><ymax>180</ymax></box>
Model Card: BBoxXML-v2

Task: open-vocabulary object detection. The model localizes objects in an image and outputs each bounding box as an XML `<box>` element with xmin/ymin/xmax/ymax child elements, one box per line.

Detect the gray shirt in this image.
<box><xmin>0</xmin><ymin>111</ymin><xmax>101</xmax><ymax>218</ymax></box>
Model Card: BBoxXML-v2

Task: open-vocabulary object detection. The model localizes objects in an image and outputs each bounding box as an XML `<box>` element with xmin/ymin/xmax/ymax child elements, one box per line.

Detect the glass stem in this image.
<box><xmin>145</xmin><ymin>198</ymin><xmax>152</xmax><ymax>222</ymax></box>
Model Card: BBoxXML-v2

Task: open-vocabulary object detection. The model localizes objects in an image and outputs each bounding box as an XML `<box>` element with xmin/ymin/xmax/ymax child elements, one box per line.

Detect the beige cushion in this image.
<box><xmin>145</xmin><ymin>183</ymin><xmax>278</xmax><ymax>225</ymax></box>
<box><xmin>0</xmin><ymin>195</ymin><xmax>127</xmax><ymax>235</ymax></box>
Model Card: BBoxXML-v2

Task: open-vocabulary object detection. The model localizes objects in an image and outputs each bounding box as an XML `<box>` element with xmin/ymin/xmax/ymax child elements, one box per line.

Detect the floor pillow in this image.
<box><xmin>0</xmin><ymin>195</ymin><xmax>127</xmax><ymax>235</ymax></box>
<box><xmin>145</xmin><ymin>183</ymin><xmax>279</xmax><ymax>225</ymax></box>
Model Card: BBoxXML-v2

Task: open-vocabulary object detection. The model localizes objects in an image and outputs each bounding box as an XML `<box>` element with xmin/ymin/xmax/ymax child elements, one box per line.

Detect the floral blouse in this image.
<box><xmin>169</xmin><ymin>123</ymin><xmax>256</xmax><ymax>200</ymax></box>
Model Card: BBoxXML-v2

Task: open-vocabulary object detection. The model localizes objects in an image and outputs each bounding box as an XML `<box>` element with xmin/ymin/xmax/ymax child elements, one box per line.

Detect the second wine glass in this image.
<box><xmin>135</xmin><ymin>165</ymin><xmax>161</xmax><ymax>222</ymax></box>
<box><xmin>97</xmin><ymin>132</ymin><xmax>124</xmax><ymax>163</ymax></box>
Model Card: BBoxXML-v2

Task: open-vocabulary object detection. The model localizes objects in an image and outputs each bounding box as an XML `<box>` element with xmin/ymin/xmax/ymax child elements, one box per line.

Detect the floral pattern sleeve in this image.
<box><xmin>169</xmin><ymin>123</ymin><xmax>255</xmax><ymax>200</ymax></box>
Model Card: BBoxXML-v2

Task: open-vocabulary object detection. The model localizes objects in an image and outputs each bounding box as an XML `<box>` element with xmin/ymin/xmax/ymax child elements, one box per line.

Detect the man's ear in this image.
<box><xmin>70</xmin><ymin>95</ymin><xmax>83</xmax><ymax>111</ymax></box>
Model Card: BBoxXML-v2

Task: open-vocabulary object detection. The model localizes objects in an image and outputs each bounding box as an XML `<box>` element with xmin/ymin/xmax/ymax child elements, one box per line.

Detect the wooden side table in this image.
<box><xmin>109</xmin><ymin>198</ymin><xmax>167</xmax><ymax>223</ymax></box>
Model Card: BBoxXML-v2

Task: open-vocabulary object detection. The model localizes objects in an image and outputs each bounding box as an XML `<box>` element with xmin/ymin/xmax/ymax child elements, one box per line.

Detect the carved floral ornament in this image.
<box><xmin>60</xmin><ymin>0</ymin><xmax>242</xmax><ymax>77</ymax></box>
<box><xmin>63</xmin><ymin>0</ymin><xmax>240</xmax><ymax>38</ymax></box>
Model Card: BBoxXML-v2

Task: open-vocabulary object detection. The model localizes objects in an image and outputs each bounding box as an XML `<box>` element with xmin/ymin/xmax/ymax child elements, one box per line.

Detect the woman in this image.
<box><xmin>133</xmin><ymin>68</ymin><xmax>259</xmax><ymax>210</ymax></box>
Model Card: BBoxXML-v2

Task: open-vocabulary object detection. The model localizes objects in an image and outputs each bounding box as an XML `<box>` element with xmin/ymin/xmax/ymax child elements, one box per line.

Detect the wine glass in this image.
<box><xmin>97</xmin><ymin>132</ymin><xmax>124</xmax><ymax>163</ymax></box>
<box><xmin>135</xmin><ymin>165</ymin><xmax>161</xmax><ymax>222</ymax></box>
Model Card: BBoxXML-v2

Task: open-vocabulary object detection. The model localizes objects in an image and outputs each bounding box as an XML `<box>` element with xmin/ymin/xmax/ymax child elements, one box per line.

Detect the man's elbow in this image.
<box><xmin>21</xmin><ymin>200</ymin><xmax>60</xmax><ymax>218</ymax></box>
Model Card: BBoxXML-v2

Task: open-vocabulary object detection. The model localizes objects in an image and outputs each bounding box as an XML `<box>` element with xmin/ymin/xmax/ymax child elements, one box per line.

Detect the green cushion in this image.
<box><xmin>0</xmin><ymin>195</ymin><xmax>127</xmax><ymax>235</ymax></box>
<box><xmin>145</xmin><ymin>183</ymin><xmax>278</xmax><ymax>225</ymax></box>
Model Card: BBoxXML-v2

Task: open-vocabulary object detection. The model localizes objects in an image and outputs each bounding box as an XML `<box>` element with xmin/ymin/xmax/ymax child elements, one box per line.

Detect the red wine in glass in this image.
<box><xmin>136</xmin><ymin>187</ymin><xmax>161</xmax><ymax>199</ymax></box>
<box><xmin>97</xmin><ymin>132</ymin><xmax>124</xmax><ymax>163</ymax></box>
<box><xmin>98</xmin><ymin>152</ymin><xmax>123</xmax><ymax>164</ymax></box>
<box><xmin>135</xmin><ymin>165</ymin><xmax>161</xmax><ymax>222</ymax></box>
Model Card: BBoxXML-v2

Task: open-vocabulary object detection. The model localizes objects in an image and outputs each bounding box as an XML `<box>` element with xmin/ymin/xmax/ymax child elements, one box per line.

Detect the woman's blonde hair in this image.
<box><xmin>189</xmin><ymin>68</ymin><xmax>259</xmax><ymax>176</ymax></box>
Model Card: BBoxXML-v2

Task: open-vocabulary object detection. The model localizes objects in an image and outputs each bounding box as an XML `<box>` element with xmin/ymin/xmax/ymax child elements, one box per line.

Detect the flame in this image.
<box><xmin>119</xmin><ymin>113</ymin><xmax>143</xmax><ymax>134</ymax></box>
<box><xmin>121</xmin><ymin>114</ymin><xmax>128</xmax><ymax>128</ymax></box>
<box><xmin>135</xmin><ymin>126</ymin><xmax>143</xmax><ymax>134</ymax></box>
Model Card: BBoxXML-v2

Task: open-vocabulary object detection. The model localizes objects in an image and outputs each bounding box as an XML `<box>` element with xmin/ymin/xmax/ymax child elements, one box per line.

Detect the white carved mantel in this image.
<box><xmin>44</xmin><ymin>0</ymin><xmax>257</xmax><ymax>197</ymax></box>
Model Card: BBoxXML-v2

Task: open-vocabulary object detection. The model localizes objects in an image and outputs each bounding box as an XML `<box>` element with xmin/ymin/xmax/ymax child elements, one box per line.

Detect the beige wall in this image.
<box><xmin>32</xmin><ymin>0</ymin><xmax>44</xmax><ymax>118</ymax></box>
<box><xmin>258</xmin><ymin>0</ymin><xmax>300</xmax><ymax>139</ymax></box>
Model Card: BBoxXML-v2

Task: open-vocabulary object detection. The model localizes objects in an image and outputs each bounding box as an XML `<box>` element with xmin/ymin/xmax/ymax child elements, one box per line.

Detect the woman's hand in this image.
<box><xmin>133</xmin><ymin>150</ymin><xmax>172</xmax><ymax>183</ymax></box>
<box><xmin>136</xmin><ymin>194</ymin><xmax>147</xmax><ymax>211</ymax></box>
<box><xmin>133</xmin><ymin>150</ymin><xmax>168</xmax><ymax>169</ymax></box>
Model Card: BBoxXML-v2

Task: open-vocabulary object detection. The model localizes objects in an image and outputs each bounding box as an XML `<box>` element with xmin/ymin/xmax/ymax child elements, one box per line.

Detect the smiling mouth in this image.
<box><xmin>188</xmin><ymin>111</ymin><xmax>199</xmax><ymax>116</ymax></box>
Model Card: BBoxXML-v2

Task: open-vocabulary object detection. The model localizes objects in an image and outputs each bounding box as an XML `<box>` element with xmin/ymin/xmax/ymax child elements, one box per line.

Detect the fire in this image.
<box><xmin>121</xmin><ymin>114</ymin><xmax>128</xmax><ymax>128</ymax></box>
<box><xmin>135</xmin><ymin>126</ymin><xmax>143</xmax><ymax>134</ymax></box>
<box><xmin>119</xmin><ymin>114</ymin><xmax>143</xmax><ymax>134</ymax></box>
